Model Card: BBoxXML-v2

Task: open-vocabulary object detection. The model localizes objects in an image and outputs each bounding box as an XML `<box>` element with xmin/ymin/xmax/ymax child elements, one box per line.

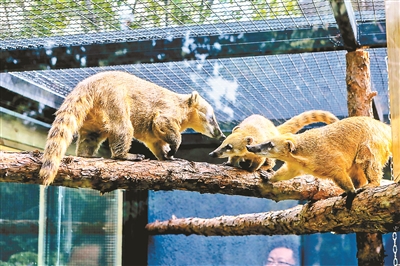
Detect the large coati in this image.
<box><xmin>246</xmin><ymin>116</ymin><xmax>392</xmax><ymax>208</ymax></box>
<box><xmin>40</xmin><ymin>71</ymin><xmax>225</xmax><ymax>185</ymax></box>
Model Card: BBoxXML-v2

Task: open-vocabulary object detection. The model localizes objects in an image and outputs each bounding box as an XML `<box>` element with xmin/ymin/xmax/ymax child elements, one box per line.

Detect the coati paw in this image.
<box><xmin>355</xmin><ymin>187</ymin><xmax>367</xmax><ymax>194</ymax></box>
<box><xmin>170</xmin><ymin>157</ymin><xmax>186</xmax><ymax>162</ymax></box>
<box><xmin>163</xmin><ymin>154</ymin><xmax>183</xmax><ymax>160</ymax></box>
<box><xmin>125</xmin><ymin>153</ymin><xmax>145</xmax><ymax>161</ymax></box>
<box><xmin>259</xmin><ymin>170</ymin><xmax>274</xmax><ymax>180</ymax></box>
<box><xmin>344</xmin><ymin>187</ymin><xmax>367</xmax><ymax>209</ymax></box>
<box><xmin>341</xmin><ymin>191</ymin><xmax>356</xmax><ymax>210</ymax></box>
<box><xmin>239</xmin><ymin>160</ymin><xmax>252</xmax><ymax>170</ymax></box>
<box><xmin>308</xmin><ymin>199</ymin><xmax>318</xmax><ymax>207</ymax></box>
<box><xmin>222</xmin><ymin>161</ymin><xmax>235</xmax><ymax>167</ymax></box>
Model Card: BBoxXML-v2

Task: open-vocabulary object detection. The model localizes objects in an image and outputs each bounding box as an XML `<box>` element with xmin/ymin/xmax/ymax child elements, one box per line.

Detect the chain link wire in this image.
<box><xmin>393</xmin><ymin>232</ymin><xmax>399</xmax><ymax>266</ymax></box>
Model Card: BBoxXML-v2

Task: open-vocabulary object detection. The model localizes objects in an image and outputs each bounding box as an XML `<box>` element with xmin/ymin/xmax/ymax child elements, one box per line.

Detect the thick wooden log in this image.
<box><xmin>346</xmin><ymin>48</ymin><xmax>385</xmax><ymax>265</ymax></box>
<box><xmin>0</xmin><ymin>151</ymin><xmax>342</xmax><ymax>201</ymax></box>
<box><xmin>145</xmin><ymin>183</ymin><xmax>400</xmax><ymax>236</ymax></box>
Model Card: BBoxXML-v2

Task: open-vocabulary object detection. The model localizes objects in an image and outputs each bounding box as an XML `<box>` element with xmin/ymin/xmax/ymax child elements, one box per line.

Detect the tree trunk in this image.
<box><xmin>346</xmin><ymin>49</ymin><xmax>377</xmax><ymax>117</ymax></box>
<box><xmin>145</xmin><ymin>183</ymin><xmax>400</xmax><ymax>236</ymax></box>
<box><xmin>346</xmin><ymin>48</ymin><xmax>384</xmax><ymax>265</ymax></box>
<box><xmin>0</xmin><ymin>151</ymin><xmax>343</xmax><ymax>201</ymax></box>
<box><xmin>356</xmin><ymin>233</ymin><xmax>385</xmax><ymax>266</ymax></box>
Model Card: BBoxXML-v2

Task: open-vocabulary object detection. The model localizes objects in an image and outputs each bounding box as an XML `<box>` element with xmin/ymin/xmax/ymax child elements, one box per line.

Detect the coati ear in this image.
<box><xmin>245</xmin><ymin>136</ymin><xmax>254</xmax><ymax>145</ymax></box>
<box><xmin>286</xmin><ymin>140</ymin><xmax>296</xmax><ymax>152</ymax></box>
<box><xmin>188</xmin><ymin>91</ymin><xmax>200</xmax><ymax>107</ymax></box>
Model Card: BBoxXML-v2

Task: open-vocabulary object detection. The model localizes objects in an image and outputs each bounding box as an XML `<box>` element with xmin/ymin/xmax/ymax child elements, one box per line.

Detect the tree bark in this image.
<box><xmin>1</xmin><ymin>151</ymin><xmax>398</xmax><ymax>238</ymax></box>
<box><xmin>146</xmin><ymin>183</ymin><xmax>400</xmax><ymax>236</ymax></box>
<box><xmin>0</xmin><ymin>151</ymin><xmax>343</xmax><ymax>201</ymax></box>
<box><xmin>346</xmin><ymin>48</ymin><xmax>385</xmax><ymax>265</ymax></box>
<box><xmin>356</xmin><ymin>233</ymin><xmax>386</xmax><ymax>266</ymax></box>
<box><xmin>346</xmin><ymin>49</ymin><xmax>377</xmax><ymax>117</ymax></box>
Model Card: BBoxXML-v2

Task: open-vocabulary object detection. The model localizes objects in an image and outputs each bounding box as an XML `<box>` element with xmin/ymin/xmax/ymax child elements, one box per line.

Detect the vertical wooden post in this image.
<box><xmin>345</xmin><ymin>49</ymin><xmax>377</xmax><ymax>117</ymax></box>
<box><xmin>346</xmin><ymin>49</ymin><xmax>384</xmax><ymax>266</ymax></box>
<box><xmin>385</xmin><ymin>0</ymin><xmax>400</xmax><ymax>182</ymax></box>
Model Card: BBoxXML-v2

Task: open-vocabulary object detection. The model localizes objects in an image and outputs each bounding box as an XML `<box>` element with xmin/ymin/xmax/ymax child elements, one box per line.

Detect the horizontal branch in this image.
<box><xmin>0</xmin><ymin>151</ymin><xmax>343</xmax><ymax>201</ymax></box>
<box><xmin>146</xmin><ymin>183</ymin><xmax>400</xmax><ymax>236</ymax></box>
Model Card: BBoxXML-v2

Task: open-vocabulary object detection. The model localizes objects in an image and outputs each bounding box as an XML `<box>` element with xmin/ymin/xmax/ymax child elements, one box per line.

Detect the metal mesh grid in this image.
<box><xmin>352</xmin><ymin>0</ymin><xmax>385</xmax><ymax>22</ymax></box>
<box><xmin>10</xmin><ymin>48</ymin><xmax>388</xmax><ymax>129</ymax></box>
<box><xmin>1</xmin><ymin>0</ymin><xmax>336</xmax><ymax>49</ymax></box>
<box><xmin>369</xmin><ymin>47</ymin><xmax>389</xmax><ymax>115</ymax></box>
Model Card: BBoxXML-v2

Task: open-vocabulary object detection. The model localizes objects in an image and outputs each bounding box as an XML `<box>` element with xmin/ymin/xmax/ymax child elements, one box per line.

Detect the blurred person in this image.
<box><xmin>265</xmin><ymin>239</ymin><xmax>300</xmax><ymax>266</ymax></box>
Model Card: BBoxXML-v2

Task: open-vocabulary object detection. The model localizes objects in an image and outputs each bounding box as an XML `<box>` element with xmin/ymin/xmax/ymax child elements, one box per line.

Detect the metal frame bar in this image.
<box><xmin>0</xmin><ymin>73</ymin><xmax>64</xmax><ymax>108</ymax></box>
<box><xmin>329</xmin><ymin>0</ymin><xmax>359</xmax><ymax>51</ymax></box>
<box><xmin>2</xmin><ymin>26</ymin><xmax>343</xmax><ymax>72</ymax></box>
<box><xmin>1</xmin><ymin>21</ymin><xmax>386</xmax><ymax>73</ymax></box>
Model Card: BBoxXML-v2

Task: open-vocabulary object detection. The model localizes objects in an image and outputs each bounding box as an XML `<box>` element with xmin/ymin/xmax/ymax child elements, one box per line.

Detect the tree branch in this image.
<box><xmin>146</xmin><ymin>183</ymin><xmax>400</xmax><ymax>236</ymax></box>
<box><xmin>2</xmin><ymin>151</ymin><xmax>398</xmax><ymax>236</ymax></box>
<box><xmin>0</xmin><ymin>151</ymin><xmax>342</xmax><ymax>201</ymax></box>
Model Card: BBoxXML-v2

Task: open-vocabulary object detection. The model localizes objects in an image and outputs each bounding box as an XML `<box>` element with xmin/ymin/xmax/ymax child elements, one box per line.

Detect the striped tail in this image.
<box><xmin>39</xmin><ymin>84</ymin><xmax>94</xmax><ymax>186</ymax></box>
<box><xmin>277</xmin><ymin>110</ymin><xmax>339</xmax><ymax>134</ymax></box>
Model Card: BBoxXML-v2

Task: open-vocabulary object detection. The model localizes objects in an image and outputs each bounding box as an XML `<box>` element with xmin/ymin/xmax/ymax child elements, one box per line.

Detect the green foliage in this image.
<box><xmin>0</xmin><ymin>0</ymin><xmax>122</xmax><ymax>38</ymax></box>
<box><xmin>1</xmin><ymin>0</ymin><xmax>302</xmax><ymax>39</ymax></box>
<box><xmin>250</xmin><ymin>0</ymin><xmax>302</xmax><ymax>20</ymax></box>
<box><xmin>168</xmin><ymin>0</ymin><xmax>214</xmax><ymax>25</ymax></box>
<box><xmin>144</xmin><ymin>0</ymin><xmax>163</xmax><ymax>27</ymax></box>
<box><xmin>8</xmin><ymin>252</ymin><xmax>37</xmax><ymax>265</ymax></box>
<box><xmin>28</xmin><ymin>0</ymin><xmax>68</xmax><ymax>37</ymax></box>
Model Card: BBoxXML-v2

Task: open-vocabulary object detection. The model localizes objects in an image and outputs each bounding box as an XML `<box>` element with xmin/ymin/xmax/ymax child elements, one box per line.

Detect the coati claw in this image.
<box><xmin>239</xmin><ymin>159</ymin><xmax>252</xmax><ymax>170</ymax></box>
<box><xmin>259</xmin><ymin>170</ymin><xmax>274</xmax><ymax>180</ymax></box>
<box><xmin>119</xmin><ymin>153</ymin><xmax>145</xmax><ymax>161</ymax></box>
<box><xmin>345</xmin><ymin>192</ymin><xmax>357</xmax><ymax>210</ymax></box>
<box><xmin>134</xmin><ymin>154</ymin><xmax>146</xmax><ymax>161</ymax></box>
<box><xmin>355</xmin><ymin>187</ymin><xmax>367</xmax><ymax>194</ymax></box>
<box><xmin>344</xmin><ymin>187</ymin><xmax>367</xmax><ymax>209</ymax></box>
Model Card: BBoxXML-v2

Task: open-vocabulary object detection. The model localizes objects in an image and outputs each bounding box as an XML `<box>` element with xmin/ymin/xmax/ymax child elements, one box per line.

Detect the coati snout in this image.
<box><xmin>209</xmin><ymin>144</ymin><xmax>231</xmax><ymax>158</ymax></box>
<box><xmin>209</xmin><ymin>127</ymin><xmax>226</xmax><ymax>141</ymax></box>
<box><xmin>209</xmin><ymin>151</ymin><xmax>218</xmax><ymax>158</ymax></box>
<box><xmin>246</xmin><ymin>142</ymin><xmax>274</xmax><ymax>154</ymax></box>
<box><xmin>217</xmin><ymin>133</ymin><xmax>226</xmax><ymax>141</ymax></box>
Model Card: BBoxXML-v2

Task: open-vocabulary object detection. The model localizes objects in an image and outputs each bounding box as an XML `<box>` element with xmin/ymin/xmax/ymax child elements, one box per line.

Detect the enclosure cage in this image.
<box><xmin>0</xmin><ymin>0</ymin><xmax>398</xmax><ymax>265</ymax></box>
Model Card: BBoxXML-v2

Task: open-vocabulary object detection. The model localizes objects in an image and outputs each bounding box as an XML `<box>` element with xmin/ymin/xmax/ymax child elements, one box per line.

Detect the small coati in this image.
<box><xmin>39</xmin><ymin>71</ymin><xmax>226</xmax><ymax>185</ymax></box>
<box><xmin>209</xmin><ymin>110</ymin><xmax>339</xmax><ymax>172</ymax></box>
<box><xmin>246</xmin><ymin>116</ymin><xmax>392</xmax><ymax>208</ymax></box>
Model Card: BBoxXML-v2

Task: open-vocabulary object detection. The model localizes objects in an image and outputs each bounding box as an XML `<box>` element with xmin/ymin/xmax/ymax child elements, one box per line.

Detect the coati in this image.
<box><xmin>246</xmin><ymin>116</ymin><xmax>392</xmax><ymax>208</ymax></box>
<box><xmin>39</xmin><ymin>71</ymin><xmax>226</xmax><ymax>186</ymax></box>
<box><xmin>209</xmin><ymin>111</ymin><xmax>339</xmax><ymax>172</ymax></box>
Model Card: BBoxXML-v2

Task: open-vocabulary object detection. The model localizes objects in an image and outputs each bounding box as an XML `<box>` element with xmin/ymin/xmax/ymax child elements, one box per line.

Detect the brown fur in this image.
<box><xmin>40</xmin><ymin>71</ymin><xmax>225</xmax><ymax>185</ymax></box>
<box><xmin>246</xmin><ymin>116</ymin><xmax>392</xmax><ymax>207</ymax></box>
<box><xmin>209</xmin><ymin>111</ymin><xmax>338</xmax><ymax>172</ymax></box>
